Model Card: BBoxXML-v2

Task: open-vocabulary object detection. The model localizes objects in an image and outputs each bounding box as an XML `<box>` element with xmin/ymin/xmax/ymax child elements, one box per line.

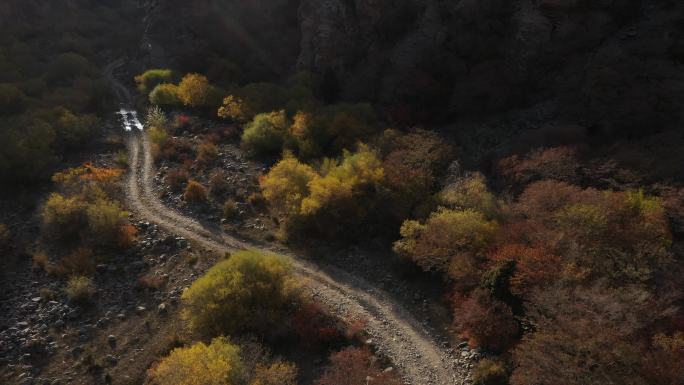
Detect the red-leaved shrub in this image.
<box><xmin>292</xmin><ymin>303</ymin><xmax>343</xmax><ymax>348</ymax></box>
<box><xmin>453</xmin><ymin>289</ymin><xmax>519</xmax><ymax>353</ymax></box>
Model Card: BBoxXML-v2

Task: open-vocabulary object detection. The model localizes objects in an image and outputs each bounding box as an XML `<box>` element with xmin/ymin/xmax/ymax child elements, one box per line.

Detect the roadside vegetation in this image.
<box><xmin>148</xmin><ymin>250</ymin><xmax>402</xmax><ymax>385</ymax></box>
<box><xmin>34</xmin><ymin>162</ymin><xmax>137</xmax><ymax>308</ymax></box>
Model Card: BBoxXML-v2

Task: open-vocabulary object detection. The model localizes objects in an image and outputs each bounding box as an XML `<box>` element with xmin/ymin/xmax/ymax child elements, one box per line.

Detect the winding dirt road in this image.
<box><xmin>113</xmin><ymin>66</ymin><xmax>467</xmax><ymax>385</ymax></box>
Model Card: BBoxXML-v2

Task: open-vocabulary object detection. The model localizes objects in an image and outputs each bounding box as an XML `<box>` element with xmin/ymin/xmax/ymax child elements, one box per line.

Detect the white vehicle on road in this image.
<box><xmin>116</xmin><ymin>104</ymin><xmax>143</xmax><ymax>132</ymax></box>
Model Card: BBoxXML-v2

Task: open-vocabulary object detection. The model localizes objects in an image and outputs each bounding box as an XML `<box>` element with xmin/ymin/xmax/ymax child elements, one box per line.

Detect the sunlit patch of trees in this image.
<box><xmin>241</xmin><ymin>110</ymin><xmax>290</xmax><ymax>155</ymax></box>
<box><xmin>182</xmin><ymin>251</ymin><xmax>296</xmax><ymax>336</ymax></box>
<box><xmin>166</xmin><ymin>247</ymin><xmax>402</xmax><ymax>385</ymax></box>
<box><xmin>148</xmin><ymin>336</ymin><xmax>302</xmax><ymax>385</ymax></box>
<box><xmin>252</xmin><ymin>125</ymin><xmax>455</xmax><ymax>241</ymax></box>
<box><xmin>34</xmin><ymin>162</ymin><xmax>135</xmax><ymax>306</ymax></box>
<box><xmin>149</xmin><ymin>83</ymin><xmax>182</xmax><ymax>107</ymax></box>
<box><xmin>218</xmin><ymin>95</ymin><xmax>252</xmax><ymax>122</ymax></box>
<box><xmin>261</xmin><ymin>145</ymin><xmax>386</xmax><ymax>240</ymax></box>
<box><xmin>144</xmin><ymin>73</ymin><xmax>223</xmax><ymax>109</ymax></box>
<box><xmin>42</xmin><ymin>163</ymin><xmax>136</xmax><ymax>251</ymax></box>
<box><xmin>148</xmin><ymin>337</ymin><xmax>246</xmax><ymax>385</ymax></box>
<box><xmin>135</xmin><ymin>69</ymin><xmax>175</xmax><ymax>94</ymax></box>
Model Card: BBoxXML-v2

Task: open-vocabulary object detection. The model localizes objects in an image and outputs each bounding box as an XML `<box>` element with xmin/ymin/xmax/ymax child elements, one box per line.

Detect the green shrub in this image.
<box><xmin>241</xmin><ymin>83</ymin><xmax>288</xmax><ymax>114</ymax></box>
<box><xmin>300</xmin><ymin>145</ymin><xmax>384</xmax><ymax>216</ymax></box>
<box><xmin>241</xmin><ymin>110</ymin><xmax>289</xmax><ymax>155</ymax></box>
<box><xmin>184</xmin><ymin>253</ymin><xmax>199</xmax><ymax>266</ymax></box>
<box><xmin>322</xmin><ymin>103</ymin><xmax>377</xmax><ymax>152</ymax></box>
<box><xmin>248</xmin><ymin>192</ymin><xmax>267</xmax><ymax>208</ymax></box>
<box><xmin>65</xmin><ymin>275</ymin><xmax>96</xmax><ymax>304</ymax></box>
<box><xmin>135</xmin><ymin>69</ymin><xmax>174</xmax><ymax>93</ymax></box>
<box><xmin>182</xmin><ymin>250</ymin><xmax>293</xmax><ymax>335</ymax></box>
<box><xmin>148</xmin><ymin>337</ymin><xmax>244</xmax><ymax>385</ymax></box>
<box><xmin>473</xmin><ymin>359</ymin><xmax>509</xmax><ymax>385</ymax></box>
<box><xmin>149</xmin><ymin>83</ymin><xmax>181</xmax><ymax>106</ymax></box>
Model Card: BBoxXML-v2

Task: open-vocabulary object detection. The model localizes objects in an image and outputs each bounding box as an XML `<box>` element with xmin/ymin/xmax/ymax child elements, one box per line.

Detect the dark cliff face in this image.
<box><xmin>0</xmin><ymin>0</ymin><xmax>131</xmax><ymax>28</ymax></box>
<box><xmin>142</xmin><ymin>0</ymin><xmax>301</xmax><ymax>83</ymax></box>
<box><xmin>296</xmin><ymin>0</ymin><xmax>684</xmax><ymax>134</ymax></box>
<box><xmin>139</xmin><ymin>0</ymin><xmax>684</xmax><ymax>135</ymax></box>
<box><xmin>10</xmin><ymin>0</ymin><xmax>680</xmax><ymax>138</ymax></box>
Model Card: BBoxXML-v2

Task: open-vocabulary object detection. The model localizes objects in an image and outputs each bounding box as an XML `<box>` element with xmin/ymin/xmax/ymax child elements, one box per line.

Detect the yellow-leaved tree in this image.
<box><xmin>260</xmin><ymin>145</ymin><xmax>385</xmax><ymax>240</ymax></box>
<box><xmin>182</xmin><ymin>251</ymin><xmax>294</xmax><ymax>336</ymax></box>
<box><xmin>148</xmin><ymin>337</ymin><xmax>244</xmax><ymax>385</ymax></box>
<box><xmin>177</xmin><ymin>73</ymin><xmax>222</xmax><ymax>108</ymax></box>
<box><xmin>260</xmin><ymin>154</ymin><xmax>317</xmax><ymax>216</ymax></box>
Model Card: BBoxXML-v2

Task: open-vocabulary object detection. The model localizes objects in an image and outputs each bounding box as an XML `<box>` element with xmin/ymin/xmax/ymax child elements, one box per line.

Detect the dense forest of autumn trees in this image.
<box><xmin>2</xmin><ymin>1</ymin><xmax>682</xmax><ymax>384</ymax></box>
<box><xmin>397</xmin><ymin>176</ymin><xmax>682</xmax><ymax>384</ymax></box>
<box><xmin>137</xmin><ymin>56</ymin><xmax>684</xmax><ymax>383</ymax></box>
